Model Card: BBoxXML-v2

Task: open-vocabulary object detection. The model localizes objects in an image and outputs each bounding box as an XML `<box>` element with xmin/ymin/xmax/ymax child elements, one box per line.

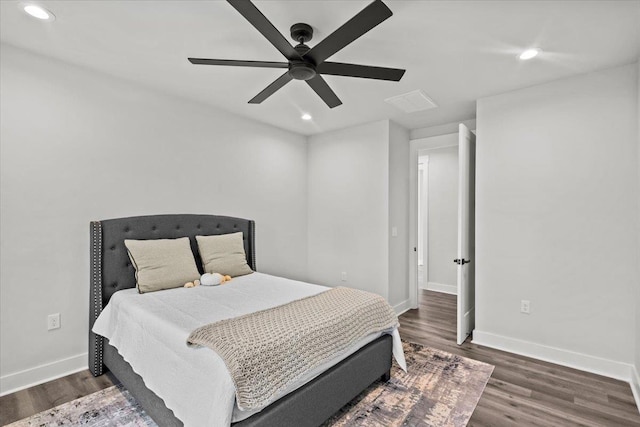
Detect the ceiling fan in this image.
<box><xmin>188</xmin><ymin>0</ymin><xmax>405</xmax><ymax>108</ymax></box>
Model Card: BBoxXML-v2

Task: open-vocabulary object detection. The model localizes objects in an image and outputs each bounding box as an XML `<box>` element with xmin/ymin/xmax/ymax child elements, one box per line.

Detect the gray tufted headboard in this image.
<box><xmin>89</xmin><ymin>214</ymin><xmax>255</xmax><ymax>376</ymax></box>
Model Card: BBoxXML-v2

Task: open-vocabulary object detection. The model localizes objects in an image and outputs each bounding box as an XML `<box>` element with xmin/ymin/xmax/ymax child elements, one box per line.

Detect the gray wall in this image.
<box><xmin>307</xmin><ymin>121</ymin><xmax>390</xmax><ymax>299</ymax></box>
<box><xmin>475</xmin><ymin>64</ymin><xmax>639</xmax><ymax>372</ymax></box>
<box><xmin>0</xmin><ymin>44</ymin><xmax>309</xmax><ymax>393</ymax></box>
<box><xmin>306</xmin><ymin>119</ymin><xmax>410</xmax><ymax>309</ymax></box>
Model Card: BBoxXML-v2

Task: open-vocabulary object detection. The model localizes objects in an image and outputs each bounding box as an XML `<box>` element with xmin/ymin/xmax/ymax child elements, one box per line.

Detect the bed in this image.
<box><xmin>89</xmin><ymin>214</ymin><xmax>399</xmax><ymax>427</ymax></box>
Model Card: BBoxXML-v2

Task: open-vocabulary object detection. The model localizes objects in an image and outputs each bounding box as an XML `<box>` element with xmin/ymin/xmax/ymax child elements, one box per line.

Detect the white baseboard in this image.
<box><xmin>631</xmin><ymin>365</ymin><xmax>640</xmax><ymax>415</ymax></box>
<box><xmin>0</xmin><ymin>353</ymin><xmax>88</xmax><ymax>396</ymax></box>
<box><xmin>420</xmin><ymin>281</ymin><xmax>457</xmax><ymax>295</ymax></box>
<box><xmin>472</xmin><ymin>330</ymin><xmax>634</xmax><ymax>382</ymax></box>
<box><xmin>393</xmin><ymin>299</ymin><xmax>413</xmax><ymax>316</ymax></box>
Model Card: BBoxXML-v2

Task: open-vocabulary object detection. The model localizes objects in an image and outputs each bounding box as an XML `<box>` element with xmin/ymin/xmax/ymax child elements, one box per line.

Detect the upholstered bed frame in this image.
<box><xmin>89</xmin><ymin>214</ymin><xmax>392</xmax><ymax>427</ymax></box>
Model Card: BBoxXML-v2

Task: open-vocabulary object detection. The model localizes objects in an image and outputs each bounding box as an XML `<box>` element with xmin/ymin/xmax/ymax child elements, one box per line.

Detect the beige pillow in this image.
<box><xmin>125</xmin><ymin>237</ymin><xmax>200</xmax><ymax>294</ymax></box>
<box><xmin>196</xmin><ymin>232</ymin><xmax>253</xmax><ymax>277</ymax></box>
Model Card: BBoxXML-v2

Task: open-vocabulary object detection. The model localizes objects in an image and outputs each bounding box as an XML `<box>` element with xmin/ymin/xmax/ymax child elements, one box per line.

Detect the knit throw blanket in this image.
<box><xmin>187</xmin><ymin>287</ymin><xmax>399</xmax><ymax>411</ymax></box>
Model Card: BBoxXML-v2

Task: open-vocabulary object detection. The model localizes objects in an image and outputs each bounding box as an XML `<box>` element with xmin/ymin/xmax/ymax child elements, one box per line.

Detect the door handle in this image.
<box><xmin>453</xmin><ymin>259</ymin><xmax>471</xmax><ymax>265</ymax></box>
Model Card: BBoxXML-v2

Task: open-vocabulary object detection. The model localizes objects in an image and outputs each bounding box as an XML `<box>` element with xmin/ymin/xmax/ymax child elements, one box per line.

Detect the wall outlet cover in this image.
<box><xmin>47</xmin><ymin>313</ymin><xmax>61</xmax><ymax>330</ymax></box>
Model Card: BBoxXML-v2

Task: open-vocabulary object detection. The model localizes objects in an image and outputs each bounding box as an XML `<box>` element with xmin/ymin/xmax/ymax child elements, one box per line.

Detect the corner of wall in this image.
<box><xmin>635</xmin><ymin>58</ymin><xmax>640</xmax><ymax>413</ymax></box>
<box><xmin>632</xmin><ymin>364</ymin><xmax>640</xmax><ymax>415</ymax></box>
<box><xmin>410</xmin><ymin>118</ymin><xmax>476</xmax><ymax>140</ymax></box>
<box><xmin>387</xmin><ymin>121</ymin><xmax>410</xmax><ymax>306</ymax></box>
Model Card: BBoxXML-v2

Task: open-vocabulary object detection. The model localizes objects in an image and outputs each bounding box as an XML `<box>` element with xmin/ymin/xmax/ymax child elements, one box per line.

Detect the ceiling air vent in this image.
<box><xmin>384</xmin><ymin>89</ymin><xmax>437</xmax><ymax>113</ymax></box>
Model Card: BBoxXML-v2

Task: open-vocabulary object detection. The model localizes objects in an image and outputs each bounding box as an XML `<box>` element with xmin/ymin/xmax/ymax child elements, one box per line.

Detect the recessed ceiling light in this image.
<box><xmin>519</xmin><ymin>48</ymin><xmax>540</xmax><ymax>60</ymax></box>
<box><xmin>21</xmin><ymin>3</ymin><xmax>55</xmax><ymax>21</ymax></box>
<box><xmin>301</xmin><ymin>113</ymin><xmax>312</xmax><ymax>121</ymax></box>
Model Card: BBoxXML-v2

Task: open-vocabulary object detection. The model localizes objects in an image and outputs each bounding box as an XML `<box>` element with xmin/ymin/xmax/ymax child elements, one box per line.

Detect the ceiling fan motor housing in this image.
<box><xmin>289</xmin><ymin>40</ymin><xmax>316</xmax><ymax>81</ymax></box>
<box><xmin>289</xmin><ymin>61</ymin><xmax>317</xmax><ymax>81</ymax></box>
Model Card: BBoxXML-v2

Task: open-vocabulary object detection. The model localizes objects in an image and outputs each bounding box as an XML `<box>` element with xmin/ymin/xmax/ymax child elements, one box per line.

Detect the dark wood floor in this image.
<box><xmin>0</xmin><ymin>368</ymin><xmax>114</xmax><ymax>425</ymax></box>
<box><xmin>401</xmin><ymin>291</ymin><xmax>640</xmax><ymax>426</ymax></box>
<box><xmin>1</xmin><ymin>290</ymin><xmax>639</xmax><ymax>426</ymax></box>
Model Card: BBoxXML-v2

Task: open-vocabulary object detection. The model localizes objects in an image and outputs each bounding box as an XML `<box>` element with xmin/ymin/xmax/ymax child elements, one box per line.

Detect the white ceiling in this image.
<box><xmin>1</xmin><ymin>1</ymin><xmax>639</xmax><ymax>135</ymax></box>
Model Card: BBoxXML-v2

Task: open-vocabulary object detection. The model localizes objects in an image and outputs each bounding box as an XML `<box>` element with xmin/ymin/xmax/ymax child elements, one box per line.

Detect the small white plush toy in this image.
<box><xmin>200</xmin><ymin>273</ymin><xmax>224</xmax><ymax>286</ymax></box>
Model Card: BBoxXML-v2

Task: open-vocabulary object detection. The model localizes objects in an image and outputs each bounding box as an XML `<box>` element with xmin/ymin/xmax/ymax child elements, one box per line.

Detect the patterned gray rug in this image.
<box><xmin>8</xmin><ymin>341</ymin><xmax>493</xmax><ymax>427</ymax></box>
<box><xmin>7</xmin><ymin>383</ymin><xmax>154</xmax><ymax>427</ymax></box>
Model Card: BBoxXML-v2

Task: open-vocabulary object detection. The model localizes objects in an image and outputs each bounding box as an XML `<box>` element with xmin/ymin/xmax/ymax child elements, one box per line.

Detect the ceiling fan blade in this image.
<box><xmin>227</xmin><ymin>0</ymin><xmax>300</xmax><ymax>61</ymax></box>
<box><xmin>306</xmin><ymin>75</ymin><xmax>342</xmax><ymax>108</ymax></box>
<box><xmin>317</xmin><ymin>62</ymin><xmax>405</xmax><ymax>81</ymax></box>
<box><xmin>304</xmin><ymin>0</ymin><xmax>392</xmax><ymax>66</ymax></box>
<box><xmin>248</xmin><ymin>72</ymin><xmax>293</xmax><ymax>104</ymax></box>
<box><xmin>188</xmin><ymin>58</ymin><xmax>289</xmax><ymax>69</ymax></box>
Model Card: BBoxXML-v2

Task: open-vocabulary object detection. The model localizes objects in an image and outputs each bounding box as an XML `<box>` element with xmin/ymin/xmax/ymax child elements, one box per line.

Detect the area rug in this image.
<box><xmin>6</xmin><ymin>383</ymin><xmax>154</xmax><ymax>427</ymax></box>
<box><xmin>322</xmin><ymin>341</ymin><xmax>494</xmax><ymax>426</ymax></box>
<box><xmin>8</xmin><ymin>341</ymin><xmax>493</xmax><ymax>427</ymax></box>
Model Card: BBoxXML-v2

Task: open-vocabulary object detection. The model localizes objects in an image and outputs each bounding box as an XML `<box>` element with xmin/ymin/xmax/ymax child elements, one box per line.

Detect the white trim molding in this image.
<box><xmin>393</xmin><ymin>299</ymin><xmax>413</xmax><ymax>316</ymax></box>
<box><xmin>0</xmin><ymin>353</ymin><xmax>88</xmax><ymax>396</ymax></box>
<box><xmin>423</xmin><ymin>281</ymin><xmax>457</xmax><ymax>295</ymax></box>
<box><xmin>631</xmin><ymin>365</ymin><xmax>640</xmax><ymax>415</ymax></box>
<box><xmin>473</xmin><ymin>330</ymin><xmax>635</xmax><ymax>382</ymax></box>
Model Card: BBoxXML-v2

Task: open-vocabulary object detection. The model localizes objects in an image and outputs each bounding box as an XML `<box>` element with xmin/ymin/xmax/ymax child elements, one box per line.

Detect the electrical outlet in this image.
<box><xmin>341</xmin><ymin>272</ymin><xmax>347</xmax><ymax>282</ymax></box>
<box><xmin>48</xmin><ymin>313</ymin><xmax>60</xmax><ymax>330</ymax></box>
<box><xmin>520</xmin><ymin>300</ymin><xmax>530</xmax><ymax>314</ymax></box>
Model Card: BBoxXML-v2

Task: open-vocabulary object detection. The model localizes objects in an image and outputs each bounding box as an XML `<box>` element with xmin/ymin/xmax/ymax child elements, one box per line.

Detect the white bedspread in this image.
<box><xmin>92</xmin><ymin>272</ymin><xmax>406</xmax><ymax>427</ymax></box>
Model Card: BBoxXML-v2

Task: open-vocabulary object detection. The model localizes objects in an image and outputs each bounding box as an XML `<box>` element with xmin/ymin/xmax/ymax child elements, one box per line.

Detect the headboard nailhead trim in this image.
<box><xmin>90</xmin><ymin>221</ymin><xmax>104</xmax><ymax>376</ymax></box>
<box><xmin>249</xmin><ymin>221</ymin><xmax>256</xmax><ymax>271</ymax></box>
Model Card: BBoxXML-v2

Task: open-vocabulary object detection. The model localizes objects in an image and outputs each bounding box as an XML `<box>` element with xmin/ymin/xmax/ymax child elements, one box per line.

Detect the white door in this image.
<box><xmin>456</xmin><ymin>123</ymin><xmax>476</xmax><ymax>345</ymax></box>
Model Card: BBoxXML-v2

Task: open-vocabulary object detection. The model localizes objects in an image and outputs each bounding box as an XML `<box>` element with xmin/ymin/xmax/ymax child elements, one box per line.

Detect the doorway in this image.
<box><xmin>409</xmin><ymin>124</ymin><xmax>476</xmax><ymax>345</ymax></box>
<box><xmin>417</xmin><ymin>148</ymin><xmax>459</xmax><ymax>296</ymax></box>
